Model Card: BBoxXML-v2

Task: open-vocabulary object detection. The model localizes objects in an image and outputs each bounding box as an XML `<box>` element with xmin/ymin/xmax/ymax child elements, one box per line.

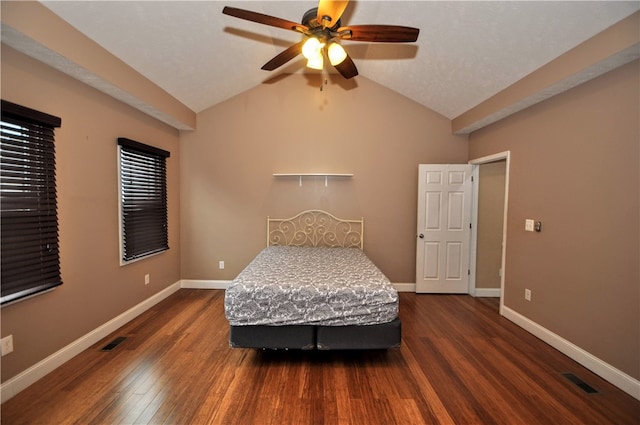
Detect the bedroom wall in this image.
<box><xmin>468</xmin><ymin>60</ymin><xmax>639</xmax><ymax>380</ymax></box>
<box><xmin>0</xmin><ymin>46</ymin><xmax>182</xmax><ymax>382</ymax></box>
<box><xmin>180</xmin><ymin>74</ymin><xmax>468</xmax><ymax>284</ymax></box>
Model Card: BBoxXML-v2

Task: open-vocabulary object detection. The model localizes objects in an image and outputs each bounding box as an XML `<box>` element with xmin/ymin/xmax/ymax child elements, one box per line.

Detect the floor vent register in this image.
<box><xmin>100</xmin><ymin>336</ymin><xmax>127</xmax><ymax>352</ymax></box>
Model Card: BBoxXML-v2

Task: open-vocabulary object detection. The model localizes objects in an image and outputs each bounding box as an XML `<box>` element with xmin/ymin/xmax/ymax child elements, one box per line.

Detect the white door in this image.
<box><xmin>416</xmin><ymin>164</ymin><xmax>473</xmax><ymax>293</ymax></box>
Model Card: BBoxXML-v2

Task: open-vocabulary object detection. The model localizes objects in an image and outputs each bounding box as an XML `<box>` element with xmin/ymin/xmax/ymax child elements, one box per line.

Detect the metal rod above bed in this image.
<box><xmin>267</xmin><ymin>209</ymin><xmax>364</xmax><ymax>249</ymax></box>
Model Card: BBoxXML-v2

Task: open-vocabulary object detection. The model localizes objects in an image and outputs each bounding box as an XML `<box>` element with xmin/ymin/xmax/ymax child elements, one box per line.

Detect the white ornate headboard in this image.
<box><xmin>267</xmin><ymin>210</ymin><xmax>364</xmax><ymax>249</ymax></box>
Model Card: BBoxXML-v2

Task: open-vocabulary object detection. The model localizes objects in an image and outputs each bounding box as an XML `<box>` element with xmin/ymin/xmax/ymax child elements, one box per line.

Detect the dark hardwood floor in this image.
<box><xmin>2</xmin><ymin>290</ymin><xmax>638</xmax><ymax>424</ymax></box>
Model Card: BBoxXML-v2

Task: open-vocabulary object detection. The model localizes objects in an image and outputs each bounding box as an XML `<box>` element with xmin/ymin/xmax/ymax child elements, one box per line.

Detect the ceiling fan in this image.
<box><xmin>222</xmin><ymin>0</ymin><xmax>420</xmax><ymax>79</ymax></box>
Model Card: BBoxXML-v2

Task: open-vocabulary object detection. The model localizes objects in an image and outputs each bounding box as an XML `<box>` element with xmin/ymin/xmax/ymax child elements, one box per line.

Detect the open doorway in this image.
<box><xmin>469</xmin><ymin>152</ymin><xmax>510</xmax><ymax>315</ymax></box>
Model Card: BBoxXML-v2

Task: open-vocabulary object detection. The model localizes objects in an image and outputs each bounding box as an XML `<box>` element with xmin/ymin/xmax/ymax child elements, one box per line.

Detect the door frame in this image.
<box><xmin>468</xmin><ymin>151</ymin><xmax>510</xmax><ymax>315</ymax></box>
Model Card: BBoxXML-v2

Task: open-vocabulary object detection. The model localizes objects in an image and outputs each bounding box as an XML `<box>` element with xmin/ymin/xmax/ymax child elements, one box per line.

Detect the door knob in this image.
<box><xmin>418</xmin><ymin>234</ymin><xmax>424</xmax><ymax>239</ymax></box>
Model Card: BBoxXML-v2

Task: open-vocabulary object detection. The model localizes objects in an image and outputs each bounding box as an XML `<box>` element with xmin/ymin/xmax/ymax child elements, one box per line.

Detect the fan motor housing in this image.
<box><xmin>302</xmin><ymin>8</ymin><xmax>341</xmax><ymax>30</ymax></box>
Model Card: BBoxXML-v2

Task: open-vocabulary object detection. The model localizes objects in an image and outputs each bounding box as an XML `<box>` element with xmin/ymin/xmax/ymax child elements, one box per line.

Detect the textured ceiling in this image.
<box><xmin>41</xmin><ymin>1</ymin><xmax>639</xmax><ymax>119</ymax></box>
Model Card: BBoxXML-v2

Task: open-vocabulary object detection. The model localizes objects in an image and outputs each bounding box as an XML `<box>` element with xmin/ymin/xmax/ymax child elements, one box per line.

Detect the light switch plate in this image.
<box><xmin>525</xmin><ymin>219</ymin><xmax>535</xmax><ymax>232</ymax></box>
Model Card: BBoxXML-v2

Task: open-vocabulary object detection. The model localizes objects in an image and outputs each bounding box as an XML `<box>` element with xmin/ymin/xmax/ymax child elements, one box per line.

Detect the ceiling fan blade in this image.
<box><xmin>337</xmin><ymin>25</ymin><xmax>419</xmax><ymax>42</ymax></box>
<box><xmin>222</xmin><ymin>6</ymin><xmax>307</xmax><ymax>33</ymax></box>
<box><xmin>317</xmin><ymin>0</ymin><xmax>350</xmax><ymax>28</ymax></box>
<box><xmin>261</xmin><ymin>41</ymin><xmax>305</xmax><ymax>71</ymax></box>
<box><xmin>333</xmin><ymin>53</ymin><xmax>358</xmax><ymax>79</ymax></box>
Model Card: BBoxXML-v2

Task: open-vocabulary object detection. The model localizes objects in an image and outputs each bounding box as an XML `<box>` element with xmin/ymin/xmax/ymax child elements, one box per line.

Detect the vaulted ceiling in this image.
<box><xmin>4</xmin><ymin>1</ymin><xmax>639</xmax><ymax>132</ymax></box>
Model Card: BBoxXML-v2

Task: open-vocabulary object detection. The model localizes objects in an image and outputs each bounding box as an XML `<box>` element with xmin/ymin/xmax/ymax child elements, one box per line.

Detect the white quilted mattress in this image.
<box><xmin>225</xmin><ymin>246</ymin><xmax>398</xmax><ymax>326</ymax></box>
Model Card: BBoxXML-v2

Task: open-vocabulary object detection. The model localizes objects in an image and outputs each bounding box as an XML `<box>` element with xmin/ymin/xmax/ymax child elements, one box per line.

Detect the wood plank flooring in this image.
<box><xmin>2</xmin><ymin>290</ymin><xmax>638</xmax><ymax>424</ymax></box>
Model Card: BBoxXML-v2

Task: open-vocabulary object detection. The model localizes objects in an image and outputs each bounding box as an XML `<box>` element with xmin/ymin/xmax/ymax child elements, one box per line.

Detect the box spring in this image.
<box><xmin>229</xmin><ymin>318</ymin><xmax>401</xmax><ymax>350</ymax></box>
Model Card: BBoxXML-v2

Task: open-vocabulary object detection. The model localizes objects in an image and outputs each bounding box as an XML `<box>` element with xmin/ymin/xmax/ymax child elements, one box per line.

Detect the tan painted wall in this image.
<box><xmin>476</xmin><ymin>160</ymin><xmax>506</xmax><ymax>289</ymax></box>
<box><xmin>0</xmin><ymin>47</ymin><xmax>181</xmax><ymax>382</ymax></box>
<box><xmin>468</xmin><ymin>60</ymin><xmax>639</xmax><ymax>379</ymax></box>
<box><xmin>179</xmin><ymin>75</ymin><xmax>468</xmax><ymax>283</ymax></box>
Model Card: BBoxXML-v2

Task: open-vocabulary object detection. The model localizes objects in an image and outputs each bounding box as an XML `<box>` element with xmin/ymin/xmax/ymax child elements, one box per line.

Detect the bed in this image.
<box><xmin>224</xmin><ymin>210</ymin><xmax>401</xmax><ymax>350</ymax></box>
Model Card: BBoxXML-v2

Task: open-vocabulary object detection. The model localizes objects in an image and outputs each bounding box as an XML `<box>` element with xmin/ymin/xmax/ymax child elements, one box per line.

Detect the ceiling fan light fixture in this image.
<box><xmin>222</xmin><ymin>4</ymin><xmax>420</xmax><ymax>80</ymax></box>
<box><xmin>328</xmin><ymin>42</ymin><xmax>347</xmax><ymax>66</ymax></box>
<box><xmin>306</xmin><ymin>55</ymin><xmax>324</xmax><ymax>70</ymax></box>
<box><xmin>302</xmin><ymin>37</ymin><xmax>324</xmax><ymax>60</ymax></box>
<box><xmin>302</xmin><ymin>36</ymin><xmax>325</xmax><ymax>70</ymax></box>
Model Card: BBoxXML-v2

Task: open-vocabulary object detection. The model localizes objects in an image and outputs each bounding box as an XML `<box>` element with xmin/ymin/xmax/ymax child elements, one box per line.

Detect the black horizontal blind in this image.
<box><xmin>1</xmin><ymin>100</ymin><xmax>62</xmax><ymax>305</ymax></box>
<box><xmin>118</xmin><ymin>138</ymin><xmax>170</xmax><ymax>262</ymax></box>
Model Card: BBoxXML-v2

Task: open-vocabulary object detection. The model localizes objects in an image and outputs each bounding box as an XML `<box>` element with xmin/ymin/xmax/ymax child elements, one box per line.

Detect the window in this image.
<box><xmin>117</xmin><ymin>138</ymin><xmax>170</xmax><ymax>263</ymax></box>
<box><xmin>1</xmin><ymin>100</ymin><xmax>62</xmax><ymax>305</ymax></box>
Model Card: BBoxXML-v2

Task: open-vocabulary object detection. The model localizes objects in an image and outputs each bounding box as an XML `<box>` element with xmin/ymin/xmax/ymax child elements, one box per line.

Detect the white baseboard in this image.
<box><xmin>396</xmin><ymin>284</ymin><xmax>501</xmax><ymax>296</ymax></box>
<box><xmin>393</xmin><ymin>282</ymin><xmax>416</xmax><ymax>292</ymax></box>
<box><xmin>474</xmin><ymin>288</ymin><xmax>501</xmax><ymax>297</ymax></box>
<box><xmin>502</xmin><ymin>305</ymin><xmax>640</xmax><ymax>401</ymax></box>
<box><xmin>0</xmin><ymin>281</ymin><xmax>182</xmax><ymax>404</ymax></box>
<box><xmin>180</xmin><ymin>279</ymin><xmax>230</xmax><ymax>289</ymax></box>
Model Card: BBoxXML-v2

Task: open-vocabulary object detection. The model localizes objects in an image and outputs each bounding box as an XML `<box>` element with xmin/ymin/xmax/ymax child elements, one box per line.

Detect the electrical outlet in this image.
<box><xmin>219</xmin><ymin>261</ymin><xmax>225</xmax><ymax>270</ymax></box>
<box><xmin>145</xmin><ymin>274</ymin><xmax>150</xmax><ymax>285</ymax></box>
<box><xmin>1</xmin><ymin>335</ymin><xmax>14</xmax><ymax>356</ymax></box>
<box><xmin>525</xmin><ymin>288</ymin><xmax>532</xmax><ymax>301</ymax></box>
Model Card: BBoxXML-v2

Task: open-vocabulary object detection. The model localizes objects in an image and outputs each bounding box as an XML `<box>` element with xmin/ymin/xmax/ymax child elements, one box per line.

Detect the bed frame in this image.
<box><xmin>267</xmin><ymin>209</ymin><xmax>364</xmax><ymax>249</ymax></box>
<box><xmin>229</xmin><ymin>210</ymin><xmax>401</xmax><ymax>350</ymax></box>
